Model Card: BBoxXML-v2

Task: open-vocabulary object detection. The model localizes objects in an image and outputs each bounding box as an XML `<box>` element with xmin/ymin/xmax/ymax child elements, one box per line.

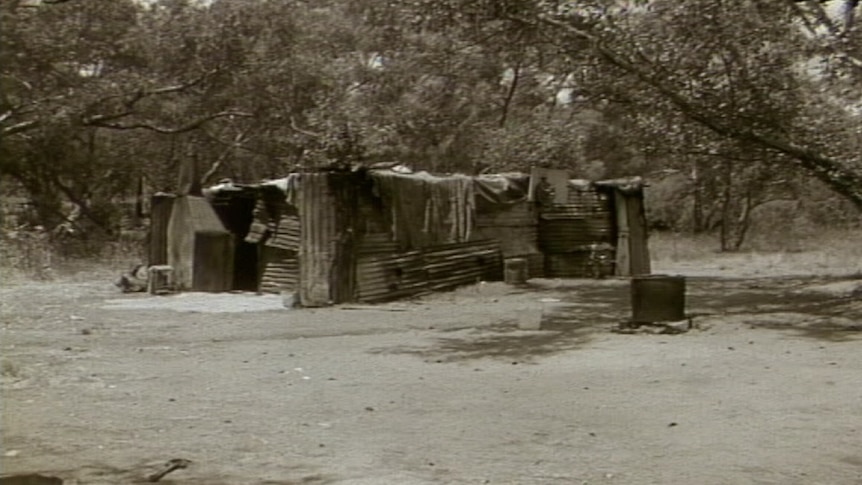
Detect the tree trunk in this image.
<box><xmin>499</xmin><ymin>61</ymin><xmax>522</xmax><ymax>128</ymax></box>
<box><xmin>691</xmin><ymin>157</ymin><xmax>705</xmax><ymax>233</ymax></box>
<box><xmin>731</xmin><ymin>190</ymin><xmax>754</xmax><ymax>251</ymax></box>
<box><xmin>719</xmin><ymin>159</ymin><xmax>733</xmax><ymax>252</ymax></box>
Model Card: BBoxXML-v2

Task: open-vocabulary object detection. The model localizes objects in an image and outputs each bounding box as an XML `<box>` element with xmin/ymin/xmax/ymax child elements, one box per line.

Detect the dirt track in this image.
<box><xmin>1</xmin><ymin>276</ymin><xmax>861</xmax><ymax>484</ymax></box>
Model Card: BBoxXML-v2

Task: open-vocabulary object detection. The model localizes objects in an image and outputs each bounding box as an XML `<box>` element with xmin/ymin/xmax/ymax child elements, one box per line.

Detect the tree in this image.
<box><xmin>0</xmin><ymin>0</ymin><xmax>257</xmax><ymax>232</ymax></box>
<box><xmin>519</xmin><ymin>0</ymin><xmax>862</xmax><ymax>209</ymax></box>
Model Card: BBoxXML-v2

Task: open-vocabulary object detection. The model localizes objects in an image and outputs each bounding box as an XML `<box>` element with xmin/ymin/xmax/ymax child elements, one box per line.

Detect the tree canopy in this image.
<box><xmin>1</xmin><ymin>0</ymin><xmax>860</xmax><ymax>245</ymax></box>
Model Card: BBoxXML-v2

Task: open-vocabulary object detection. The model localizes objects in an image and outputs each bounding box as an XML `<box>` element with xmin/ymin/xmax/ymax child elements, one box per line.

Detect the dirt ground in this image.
<box><xmin>1</xmin><ymin>270</ymin><xmax>861</xmax><ymax>484</ymax></box>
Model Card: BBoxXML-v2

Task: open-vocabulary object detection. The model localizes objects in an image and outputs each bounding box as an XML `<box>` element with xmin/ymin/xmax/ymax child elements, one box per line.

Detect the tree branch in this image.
<box><xmin>2</xmin><ymin>71</ymin><xmax>223</xmax><ymax>138</ymax></box>
<box><xmin>524</xmin><ymin>13</ymin><xmax>862</xmax><ymax>209</ymax></box>
<box><xmin>785</xmin><ymin>0</ymin><xmax>862</xmax><ymax>74</ymax></box>
<box><xmin>83</xmin><ymin>69</ymin><xmax>221</xmax><ymax>124</ymax></box>
<box><xmin>803</xmin><ymin>0</ymin><xmax>841</xmax><ymax>35</ymax></box>
<box><xmin>844</xmin><ymin>0</ymin><xmax>860</xmax><ymax>33</ymax></box>
<box><xmin>200</xmin><ymin>127</ymin><xmax>251</xmax><ymax>185</ymax></box>
<box><xmin>2</xmin><ymin>119</ymin><xmax>39</xmax><ymax>137</ymax></box>
<box><xmin>289</xmin><ymin>116</ymin><xmax>322</xmax><ymax>138</ymax></box>
<box><xmin>88</xmin><ymin>111</ymin><xmax>253</xmax><ymax>134</ymax></box>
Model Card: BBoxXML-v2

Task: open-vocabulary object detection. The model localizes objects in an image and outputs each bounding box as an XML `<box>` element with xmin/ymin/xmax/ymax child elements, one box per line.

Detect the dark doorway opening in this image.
<box><xmin>210</xmin><ymin>189</ymin><xmax>260</xmax><ymax>292</ymax></box>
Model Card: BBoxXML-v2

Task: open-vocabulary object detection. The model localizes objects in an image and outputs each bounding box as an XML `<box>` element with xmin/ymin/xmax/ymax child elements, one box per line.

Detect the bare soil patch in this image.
<box><xmin>2</xmin><ymin>275</ymin><xmax>861</xmax><ymax>484</ymax></box>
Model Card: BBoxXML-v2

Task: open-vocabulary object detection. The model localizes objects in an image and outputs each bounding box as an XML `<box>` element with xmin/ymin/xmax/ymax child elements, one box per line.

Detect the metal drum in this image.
<box><xmin>504</xmin><ymin>258</ymin><xmax>529</xmax><ymax>285</ymax></box>
<box><xmin>631</xmin><ymin>275</ymin><xmax>686</xmax><ymax>323</ymax></box>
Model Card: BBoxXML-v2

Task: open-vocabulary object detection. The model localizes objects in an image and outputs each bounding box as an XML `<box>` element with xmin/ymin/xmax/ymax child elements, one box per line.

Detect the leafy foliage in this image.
<box><xmin>1</xmin><ymin>0</ymin><xmax>860</xmax><ymax>250</ymax></box>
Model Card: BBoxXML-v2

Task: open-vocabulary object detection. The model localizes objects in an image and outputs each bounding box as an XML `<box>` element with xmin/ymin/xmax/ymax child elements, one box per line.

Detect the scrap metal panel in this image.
<box><xmin>423</xmin><ymin>240</ymin><xmax>503</xmax><ymax>290</ymax></box>
<box><xmin>192</xmin><ymin>231</ymin><xmax>234</xmax><ymax>292</ymax></box>
<box><xmin>538</xmin><ymin>215</ymin><xmax>615</xmax><ymax>252</ymax></box>
<box><xmin>298</xmin><ymin>173</ymin><xmax>338</xmax><ymax>307</ymax></box>
<box><xmin>355</xmin><ymin>250</ymin><xmax>427</xmax><ymax>302</ymax></box>
<box><xmin>267</xmin><ymin>214</ymin><xmax>300</xmax><ymax>251</ymax></box>
<box><xmin>259</xmin><ymin>247</ymin><xmax>299</xmax><ymax>294</ymax></box>
<box><xmin>354</xmin><ymin>240</ymin><xmax>503</xmax><ymax>303</ymax></box>
<box><xmin>544</xmin><ymin>251</ymin><xmax>615</xmax><ymax>278</ymax></box>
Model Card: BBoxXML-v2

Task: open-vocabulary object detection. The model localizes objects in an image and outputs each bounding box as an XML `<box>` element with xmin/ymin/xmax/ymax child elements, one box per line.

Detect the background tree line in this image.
<box><xmin>1</xmin><ymin>0</ymin><xmax>860</xmax><ymax>253</ymax></box>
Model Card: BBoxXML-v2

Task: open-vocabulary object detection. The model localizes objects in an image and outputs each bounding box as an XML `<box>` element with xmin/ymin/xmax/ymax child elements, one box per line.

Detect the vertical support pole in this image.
<box><xmin>149</xmin><ymin>194</ymin><xmax>175</xmax><ymax>266</ymax></box>
<box><xmin>614</xmin><ymin>189</ymin><xmax>631</xmax><ymax>276</ymax></box>
<box><xmin>626</xmin><ymin>191</ymin><xmax>651</xmax><ymax>275</ymax></box>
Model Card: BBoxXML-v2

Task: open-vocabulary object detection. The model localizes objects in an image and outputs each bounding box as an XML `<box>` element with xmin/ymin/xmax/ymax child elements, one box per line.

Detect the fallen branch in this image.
<box><xmin>147</xmin><ymin>458</ymin><xmax>192</xmax><ymax>483</ymax></box>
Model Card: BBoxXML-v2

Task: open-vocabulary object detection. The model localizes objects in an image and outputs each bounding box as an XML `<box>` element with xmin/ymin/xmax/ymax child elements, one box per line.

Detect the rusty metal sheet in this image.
<box><xmin>538</xmin><ymin>216</ymin><xmax>615</xmax><ymax>253</ymax></box>
<box><xmin>355</xmin><ymin>240</ymin><xmax>503</xmax><ymax>303</ymax></box>
<box><xmin>266</xmin><ymin>214</ymin><xmax>300</xmax><ymax>250</ymax></box>
<box><xmin>423</xmin><ymin>240</ymin><xmax>503</xmax><ymax>287</ymax></box>
<box><xmin>355</xmin><ymin>250</ymin><xmax>425</xmax><ymax>303</ymax></box>
<box><xmin>298</xmin><ymin>173</ymin><xmax>338</xmax><ymax>307</ymax></box>
<box><xmin>259</xmin><ymin>247</ymin><xmax>299</xmax><ymax>294</ymax></box>
<box><xmin>475</xmin><ymin>201</ymin><xmax>537</xmax><ymax>227</ymax></box>
<box><xmin>544</xmin><ymin>251</ymin><xmax>615</xmax><ymax>278</ymax></box>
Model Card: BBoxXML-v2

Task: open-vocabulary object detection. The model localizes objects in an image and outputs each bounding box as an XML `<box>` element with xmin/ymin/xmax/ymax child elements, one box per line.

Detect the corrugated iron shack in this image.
<box><xmin>150</xmin><ymin>168</ymin><xmax>650</xmax><ymax>305</ymax></box>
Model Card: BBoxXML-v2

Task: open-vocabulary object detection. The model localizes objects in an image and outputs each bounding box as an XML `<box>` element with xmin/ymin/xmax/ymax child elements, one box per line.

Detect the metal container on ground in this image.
<box><xmin>631</xmin><ymin>274</ymin><xmax>686</xmax><ymax>323</ymax></box>
<box><xmin>147</xmin><ymin>265</ymin><xmax>175</xmax><ymax>295</ymax></box>
<box><xmin>504</xmin><ymin>258</ymin><xmax>529</xmax><ymax>285</ymax></box>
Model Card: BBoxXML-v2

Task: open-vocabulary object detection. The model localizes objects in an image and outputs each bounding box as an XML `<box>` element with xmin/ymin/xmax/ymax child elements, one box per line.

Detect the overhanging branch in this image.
<box><xmin>83</xmin><ymin>69</ymin><xmax>221</xmax><ymax>124</ymax></box>
<box><xmin>88</xmin><ymin>111</ymin><xmax>253</xmax><ymax>134</ymax></box>
<box><xmin>523</xmin><ymin>13</ymin><xmax>862</xmax><ymax>208</ymax></box>
<box><xmin>2</xmin><ymin>119</ymin><xmax>39</xmax><ymax>137</ymax></box>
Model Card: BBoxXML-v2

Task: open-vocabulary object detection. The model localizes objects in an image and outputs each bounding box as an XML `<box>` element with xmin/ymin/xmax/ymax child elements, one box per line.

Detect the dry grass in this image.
<box><xmin>0</xmin><ymin>240</ymin><xmax>142</xmax><ymax>288</ymax></box>
<box><xmin>3</xmin><ymin>229</ymin><xmax>860</xmax><ymax>288</ymax></box>
<box><xmin>650</xmin><ymin>228</ymin><xmax>862</xmax><ymax>277</ymax></box>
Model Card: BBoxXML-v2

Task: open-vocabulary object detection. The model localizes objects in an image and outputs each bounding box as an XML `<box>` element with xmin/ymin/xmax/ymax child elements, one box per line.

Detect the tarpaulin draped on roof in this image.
<box><xmin>369</xmin><ymin>170</ymin><xmax>475</xmax><ymax>250</ymax></box>
<box><xmin>473</xmin><ymin>173</ymin><xmax>531</xmax><ymax>209</ymax></box>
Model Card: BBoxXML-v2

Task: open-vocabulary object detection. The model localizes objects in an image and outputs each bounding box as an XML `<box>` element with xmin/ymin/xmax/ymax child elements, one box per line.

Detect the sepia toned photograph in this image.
<box><xmin>1</xmin><ymin>0</ymin><xmax>861</xmax><ymax>483</ymax></box>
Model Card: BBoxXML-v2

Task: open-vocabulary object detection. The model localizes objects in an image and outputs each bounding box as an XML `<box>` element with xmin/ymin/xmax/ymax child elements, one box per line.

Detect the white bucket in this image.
<box><xmin>515</xmin><ymin>304</ymin><xmax>544</xmax><ymax>330</ymax></box>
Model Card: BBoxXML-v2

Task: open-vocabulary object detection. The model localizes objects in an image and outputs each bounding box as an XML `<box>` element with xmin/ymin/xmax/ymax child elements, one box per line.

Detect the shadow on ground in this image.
<box><xmin>687</xmin><ymin>277</ymin><xmax>862</xmax><ymax>342</ymax></box>
<box><xmin>369</xmin><ymin>317</ymin><xmax>602</xmax><ymax>363</ymax></box>
<box><xmin>372</xmin><ymin>277</ymin><xmax>862</xmax><ymax>361</ymax></box>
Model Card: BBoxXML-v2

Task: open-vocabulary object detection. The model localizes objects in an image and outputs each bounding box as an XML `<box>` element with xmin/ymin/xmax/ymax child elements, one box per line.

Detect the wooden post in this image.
<box><xmin>613</xmin><ymin>189</ymin><xmax>632</xmax><ymax>276</ymax></box>
<box><xmin>626</xmin><ymin>191</ymin><xmax>651</xmax><ymax>275</ymax></box>
<box><xmin>148</xmin><ymin>194</ymin><xmax>175</xmax><ymax>266</ymax></box>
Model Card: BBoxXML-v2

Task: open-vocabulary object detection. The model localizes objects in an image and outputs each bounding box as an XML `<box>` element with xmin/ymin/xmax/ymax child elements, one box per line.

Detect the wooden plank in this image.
<box><xmin>298</xmin><ymin>173</ymin><xmax>337</xmax><ymax>307</ymax></box>
<box><xmin>192</xmin><ymin>231</ymin><xmax>234</xmax><ymax>292</ymax></box>
<box><xmin>148</xmin><ymin>194</ymin><xmax>175</xmax><ymax>266</ymax></box>
<box><xmin>614</xmin><ymin>189</ymin><xmax>631</xmax><ymax>276</ymax></box>
<box><xmin>626</xmin><ymin>192</ymin><xmax>651</xmax><ymax>275</ymax></box>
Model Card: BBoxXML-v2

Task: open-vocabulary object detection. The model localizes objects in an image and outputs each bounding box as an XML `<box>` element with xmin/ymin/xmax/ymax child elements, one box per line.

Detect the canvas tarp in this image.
<box><xmin>369</xmin><ymin>170</ymin><xmax>475</xmax><ymax>250</ymax></box>
<box><xmin>473</xmin><ymin>173</ymin><xmax>530</xmax><ymax>209</ymax></box>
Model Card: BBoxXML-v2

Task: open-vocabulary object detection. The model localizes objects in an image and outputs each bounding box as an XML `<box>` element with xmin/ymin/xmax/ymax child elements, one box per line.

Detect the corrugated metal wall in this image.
<box><xmin>472</xmin><ymin>201</ymin><xmax>542</xmax><ymax>277</ymax></box>
<box><xmin>539</xmin><ymin>184</ymin><xmax>616</xmax><ymax>278</ymax></box>
<box><xmin>257</xmin><ymin>212</ymin><xmax>301</xmax><ymax>295</ymax></box>
<box><xmin>355</xmin><ymin>248</ymin><xmax>426</xmax><ymax>302</ymax></box>
<box><xmin>298</xmin><ymin>173</ymin><xmax>339</xmax><ymax>307</ymax></box>
<box><xmin>424</xmin><ymin>240</ymin><xmax>503</xmax><ymax>291</ymax></box>
<box><xmin>259</xmin><ymin>247</ymin><xmax>299</xmax><ymax>294</ymax></box>
<box><xmin>355</xmin><ymin>239</ymin><xmax>503</xmax><ymax>303</ymax></box>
